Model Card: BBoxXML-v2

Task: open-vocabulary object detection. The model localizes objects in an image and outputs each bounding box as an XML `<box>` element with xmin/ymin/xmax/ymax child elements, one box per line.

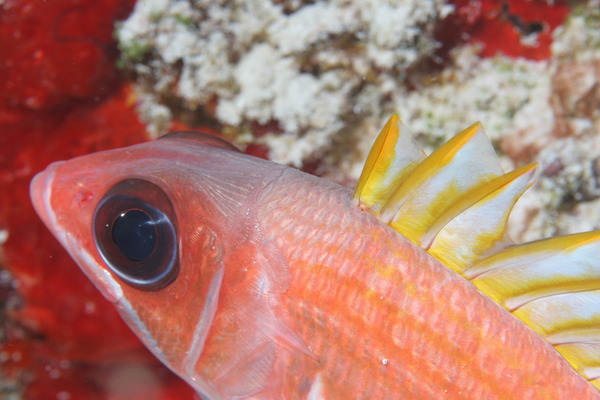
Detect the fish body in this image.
<box><xmin>30</xmin><ymin>124</ymin><xmax>600</xmax><ymax>399</ymax></box>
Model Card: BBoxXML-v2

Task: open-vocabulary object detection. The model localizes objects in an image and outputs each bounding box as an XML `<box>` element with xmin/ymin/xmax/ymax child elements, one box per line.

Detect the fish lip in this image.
<box><xmin>29</xmin><ymin>162</ymin><xmax>124</xmax><ymax>303</ymax></box>
<box><xmin>30</xmin><ymin>162</ymin><xmax>63</xmax><ymax>230</ymax></box>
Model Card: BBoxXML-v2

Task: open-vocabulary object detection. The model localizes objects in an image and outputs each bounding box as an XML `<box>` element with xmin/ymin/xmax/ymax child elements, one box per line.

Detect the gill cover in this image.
<box><xmin>355</xmin><ymin>114</ymin><xmax>600</xmax><ymax>390</ymax></box>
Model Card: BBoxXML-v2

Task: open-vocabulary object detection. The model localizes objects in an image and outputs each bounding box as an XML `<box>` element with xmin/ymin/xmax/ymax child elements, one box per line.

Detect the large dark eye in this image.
<box><xmin>93</xmin><ymin>179</ymin><xmax>178</xmax><ymax>291</ymax></box>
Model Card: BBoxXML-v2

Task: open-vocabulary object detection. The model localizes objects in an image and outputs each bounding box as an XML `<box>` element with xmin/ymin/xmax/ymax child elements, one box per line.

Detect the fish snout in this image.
<box><xmin>29</xmin><ymin>161</ymin><xmax>125</xmax><ymax>304</ymax></box>
<box><xmin>30</xmin><ymin>161</ymin><xmax>64</xmax><ymax>231</ymax></box>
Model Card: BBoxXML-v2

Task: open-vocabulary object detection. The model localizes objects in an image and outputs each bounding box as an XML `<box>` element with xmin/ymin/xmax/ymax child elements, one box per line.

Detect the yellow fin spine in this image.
<box><xmin>380</xmin><ymin>122</ymin><xmax>488</xmax><ymax>221</ymax></box>
<box><xmin>382</xmin><ymin>122</ymin><xmax>504</xmax><ymax>246</ymax></box>
<box><xmin>468</xmin><ymin>231</ymin><xmax>600</xmax><ymax>310</ymax></box>
<box><xmin>423</xmin><ymin>163</ymin><xmax>538</xmax><ymax>250</ymax></box>
<box><xmin>354</xmin><ymin>114</ymin><xmax>424</xmax><ymax>212</ymax></box>
<box><xmin>555</xmin><ymin>343</ymin><xmax>600</xmax><ymax>381</ymax></box>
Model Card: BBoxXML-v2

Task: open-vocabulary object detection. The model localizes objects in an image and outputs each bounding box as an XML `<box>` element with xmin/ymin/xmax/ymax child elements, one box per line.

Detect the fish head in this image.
<box><xmin>30</xmin><ymin>132</ymin><xmax>289</xmax><ymax>395</ymax></box>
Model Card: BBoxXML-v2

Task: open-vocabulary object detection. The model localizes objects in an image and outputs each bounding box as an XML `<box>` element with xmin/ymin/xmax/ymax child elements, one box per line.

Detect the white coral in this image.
<box><xmin>117</xmin><ymin>0</ymin><xmax>449</xmax><ymax>165</ymax></box>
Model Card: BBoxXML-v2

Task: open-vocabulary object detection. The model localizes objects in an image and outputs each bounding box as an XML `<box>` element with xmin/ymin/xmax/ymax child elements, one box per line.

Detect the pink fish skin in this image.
<box><xmin>30</xmin><ymin>132</ymin><xmax>600</xmax><ymax>399</ymax></box>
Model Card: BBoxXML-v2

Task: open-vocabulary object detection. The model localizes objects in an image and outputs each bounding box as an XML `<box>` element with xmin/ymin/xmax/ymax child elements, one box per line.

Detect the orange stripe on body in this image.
<box><xmin>258</xmin><ymin>172</ymin><xmax>600</xmax><ymax>399</ymax></box>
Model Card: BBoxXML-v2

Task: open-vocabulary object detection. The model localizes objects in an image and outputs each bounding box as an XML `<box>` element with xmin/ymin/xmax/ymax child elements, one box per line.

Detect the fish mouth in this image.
<box><xmin>30</xmin><ymin>162</ymin><xmax>63</xmax><ymax>232</ymax></box>
<box><xmin>29</xmin><ymin>163</ymin><xmax>124</xmax><ymax>303</ymax></box>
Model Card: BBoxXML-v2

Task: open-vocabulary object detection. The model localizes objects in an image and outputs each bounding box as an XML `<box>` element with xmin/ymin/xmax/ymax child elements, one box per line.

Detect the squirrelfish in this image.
<box><xmin>30</xmin><ymin>115</ymin><xmax>600</xmax><ymax>399</ymax></box>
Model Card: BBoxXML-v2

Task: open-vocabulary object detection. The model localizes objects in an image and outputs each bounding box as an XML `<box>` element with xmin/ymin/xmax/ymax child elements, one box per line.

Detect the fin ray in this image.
<box><xmin>354</xmin><ymin>114</ymin><xmax>425</xmax><ymax>212</ymax></box>
<box><xmin>556</xmin><ymin>343</ymin><xmax>600</xmax><ymax>380</ymax></box>
<box><xmin>427</xmin><ymin>163</ymin><xmax>538</xmax><ymax>274</ymax></box>
<box><xmin>382</xmin><ymin>122</ymin><xmax>504</xmax><ymax>245</ymax></box>
<box><xmin>512</xmin><ymin>290</ymin><xmax>600</xmax><ymax>344</ymax></box>
<box><xmin>467</xmin><ymin>231</ymin><xmax>600</xmax><ymax>309</ymax></box>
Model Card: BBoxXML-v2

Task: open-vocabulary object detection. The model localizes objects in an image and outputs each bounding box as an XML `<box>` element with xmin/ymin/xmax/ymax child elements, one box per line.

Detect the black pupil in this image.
<box><xmin>111</xmin><ymin>209</ymin><xmax>157</xmax><ymax>262</ymax></box>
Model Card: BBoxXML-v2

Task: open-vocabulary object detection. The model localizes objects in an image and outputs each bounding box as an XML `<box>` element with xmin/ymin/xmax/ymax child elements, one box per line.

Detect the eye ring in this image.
<box><xmin>93</xmin><ymin>179</ymin><xmax>179</xmax><ymax>291</ymax></box>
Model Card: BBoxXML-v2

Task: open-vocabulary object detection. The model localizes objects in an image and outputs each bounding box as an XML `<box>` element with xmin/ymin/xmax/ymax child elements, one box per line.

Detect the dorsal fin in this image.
<box><xmin>355</xmin><ymin>115</ymin><xmax>600</xmax><ymax>390</ymax></box>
